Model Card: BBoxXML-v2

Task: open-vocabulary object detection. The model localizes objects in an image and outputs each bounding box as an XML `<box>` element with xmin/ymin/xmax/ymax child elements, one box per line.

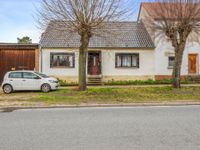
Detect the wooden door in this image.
<box><xmin>88</xmin><ymin>52</ymin><xmax>101</xmax><ymax>75</ymax></box>
<box><xmin>0</xmin><ymin>49</ymin><xmax>35</xmax><ymax>83</ymax></box>
<box><xmin>188</xmin><ymin>54</ymin><xmax>198</xmax><ymax>74</ymax></box>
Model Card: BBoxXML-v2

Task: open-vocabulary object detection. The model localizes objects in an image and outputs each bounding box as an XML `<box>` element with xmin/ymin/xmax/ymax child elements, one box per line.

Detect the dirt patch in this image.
<box><xmin>0</xmin><ymin>91</ymin><xmax>46</xmax><ymax>107</ymax></box>
<box><xmin>0</xmin><ymin>92</ymin><xmax>37</xmax><ymax>101</ymax></box>
<box><xmin>1</xmin><ymin>100</ymin><xmax>34</xmax><ymax>107</ymax></box>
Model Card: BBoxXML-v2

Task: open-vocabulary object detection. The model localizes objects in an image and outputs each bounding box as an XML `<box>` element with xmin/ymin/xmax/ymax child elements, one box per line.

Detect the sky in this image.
<box><xmin>0</xmin><ymin>0</ymin><xmax>140</xmax><ymax>43</ymax></box>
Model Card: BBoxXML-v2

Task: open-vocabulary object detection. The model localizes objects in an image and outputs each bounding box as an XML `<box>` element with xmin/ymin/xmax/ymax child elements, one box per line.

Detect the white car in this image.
<box><xmin>1</xmin><ymin>71</ymin><xmax>59</xmax><ymax>94</ymax></box>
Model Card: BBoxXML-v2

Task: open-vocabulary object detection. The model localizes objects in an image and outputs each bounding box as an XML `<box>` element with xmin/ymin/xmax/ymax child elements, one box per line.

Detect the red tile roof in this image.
<box><xmin>140</xmin><ymin>2</ymin><xmax>200</xmax><ymax>20</ymax></box>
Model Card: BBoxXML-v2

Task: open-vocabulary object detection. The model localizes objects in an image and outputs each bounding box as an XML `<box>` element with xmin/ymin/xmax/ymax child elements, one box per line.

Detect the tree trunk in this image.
<box><xmin>172</xmin><ymin>44</ymin><xmax>185</xmax><ymax>88</ymax></box>
<box><xmin>79</xmin><ymin>32</ymin><xmax>90</xmax><ymax>91</ymax></box>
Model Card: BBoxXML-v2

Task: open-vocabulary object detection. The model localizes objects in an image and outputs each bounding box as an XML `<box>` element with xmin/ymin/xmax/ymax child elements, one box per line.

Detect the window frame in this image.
<box><xmin>168</xmin><ymin>56</ymin><xmax>175</xmax><ymax>69</ymax></box>
<box><xmin>50</xmin><ymin>52</ymin><xmax>75</xmax><ymax>68</ymax></box>
<box><xmin>115</xmin><ymin>53</ymin><xmax>140</xmax><ymax>68</ymax></box>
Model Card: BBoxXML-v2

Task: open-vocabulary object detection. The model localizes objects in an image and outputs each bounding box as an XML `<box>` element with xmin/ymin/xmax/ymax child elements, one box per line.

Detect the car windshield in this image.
<box><xmin>34</xmin><ymin>72</ymin><xmax>49</xmax><ymax>78</ymax></box>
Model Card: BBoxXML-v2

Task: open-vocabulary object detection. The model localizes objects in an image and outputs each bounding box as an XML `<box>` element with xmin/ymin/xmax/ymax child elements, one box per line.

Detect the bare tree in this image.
<box><xmin>141</xmin><ymin>0</ymin><xmax>200</xmax><ymax>88</ymax></box>
<box><xmin>37</xmin><ymin>0</ymin><xmax>134</xmax><ymax>91</ymax></box>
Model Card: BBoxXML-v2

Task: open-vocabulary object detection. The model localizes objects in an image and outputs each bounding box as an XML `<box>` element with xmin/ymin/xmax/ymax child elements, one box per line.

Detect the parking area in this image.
<box><xmin>0</xmin><ymin>90</ymin><xmax>44</xmax><ymax>108</ymax></box>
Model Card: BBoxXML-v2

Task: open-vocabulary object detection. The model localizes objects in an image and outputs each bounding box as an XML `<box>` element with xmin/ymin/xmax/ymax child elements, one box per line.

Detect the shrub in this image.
<box><xmin>105</xmin><ymin>78</ymin><xmax>191</xmax><ymax>86</ymax></box>
<box><xmin>57</xmin><ymin>79</ymin><xmax>78</xmax><ymax>86</ymax></box>
<box><xmin>57</xmin><ymin>78</ymin><xmax>193</xmax><ymax>87</ymax></box>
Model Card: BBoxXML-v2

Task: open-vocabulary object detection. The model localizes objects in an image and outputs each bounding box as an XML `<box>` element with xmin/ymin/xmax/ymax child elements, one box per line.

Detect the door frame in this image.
<box><xmin>87</xmin><ymin>51</ymin><xmax>102</xmax><ymax>76</ymax></box>
<box><xmin>188</xmin><ymin>53</ymin><xmax>199</xmax><ymax>75</ymax></box>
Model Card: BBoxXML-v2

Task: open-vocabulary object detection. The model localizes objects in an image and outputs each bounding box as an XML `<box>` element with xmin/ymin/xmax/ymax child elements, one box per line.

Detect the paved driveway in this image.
<box><xmin>0</xmin><ymin>106</ymin><xmax>200</xmax><ymax>150</ymax></box>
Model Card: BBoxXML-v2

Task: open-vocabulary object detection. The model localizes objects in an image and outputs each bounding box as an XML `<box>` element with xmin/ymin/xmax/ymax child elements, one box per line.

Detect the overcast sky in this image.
<box><xmin>0</xmin><ymin>0</ymin><xmax>140</xmax><ymax>43</ymax></box>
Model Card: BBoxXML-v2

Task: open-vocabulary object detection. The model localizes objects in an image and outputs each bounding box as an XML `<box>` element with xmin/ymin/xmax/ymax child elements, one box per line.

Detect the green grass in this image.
<box><xmin>30</xmin><ymin>86</ymin><xmax>200</xmax><ymax>105</ymax></box>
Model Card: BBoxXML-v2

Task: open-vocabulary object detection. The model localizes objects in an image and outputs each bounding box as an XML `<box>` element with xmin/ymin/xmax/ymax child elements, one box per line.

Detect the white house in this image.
<box><xmin>138</xmin><ymin>2</ymin><xmax>200</xmax><ymax>80</ymax></box>
<box><xmin>39</xmin><ymin>3</ymin><xmax>200</xmax><ymax>84</ymax></box>
<box><xmin>40</xmin><ymin>21</ymin><xmax>155</xmax><ymax>83</ymax></box>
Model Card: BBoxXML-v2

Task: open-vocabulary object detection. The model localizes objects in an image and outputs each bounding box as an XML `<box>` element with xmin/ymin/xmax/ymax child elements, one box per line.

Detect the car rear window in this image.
<box><xmin>8</xmin><ymin>72</ymin><xmax>23</xmax><ymax>78</ymax></box>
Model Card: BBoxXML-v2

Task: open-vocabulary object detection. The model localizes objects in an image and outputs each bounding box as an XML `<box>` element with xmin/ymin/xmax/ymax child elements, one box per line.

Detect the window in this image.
<box><xmin>34</xmin><ymin>72</ymin><xmax>49</xmax><ymax>78</ymax></box>
<box><xmin>23</xmin><ymin>72</ymin><xmax>40</xmax><ymax>79</ymax></box>
<box><xmin>168</xmin><ymin>56</ymin><xmax>175</xmax><ymax>68</ymax></box>
<box><xmin>9</xmin><ymin>72</ymin><xmax>23</xmax><ymax>78</ymax></box>
<box><xmin>50</xmin><ymin>53</ymin><xmax>75</xmax><ymax>68</ymax></box>
<box><xmin>115</xmin><ymin>53</ymin><xmax>139</xmax><ymax>68</ymax></box>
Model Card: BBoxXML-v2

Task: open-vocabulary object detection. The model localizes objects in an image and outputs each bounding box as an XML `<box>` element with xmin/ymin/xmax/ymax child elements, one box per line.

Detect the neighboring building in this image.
<box><xmin>40</xmin><ymin>22</ymin><xmax>155</xmax><ymax>83</ymax></box>
<box><xmin>138</xmin><ymin>2</ymin><xmax>200</xmax><ymax>80</ymax></box>
<box><xmin>0</xmin><ymin>43</ymin><xmax>39</xmax><ymax>83</ymax></box>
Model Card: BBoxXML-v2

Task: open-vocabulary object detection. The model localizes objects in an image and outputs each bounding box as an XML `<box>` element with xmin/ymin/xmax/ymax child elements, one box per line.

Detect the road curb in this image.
<box><xmin>1</xmin><ymin>102</ymin><xmax>200</xmax><ymax>112</ymax></box>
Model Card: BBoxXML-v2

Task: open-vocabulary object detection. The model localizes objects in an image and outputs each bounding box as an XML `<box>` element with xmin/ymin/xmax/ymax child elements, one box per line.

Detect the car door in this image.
<box><xmin>22</xmin><ymin>72</ymin><xmax>42</xmax><ymax>90</ymax></box>
<box><xmin>8</xmin><ymin>72</ymin><xmax>23</xmax><ymax>90</ymax></box>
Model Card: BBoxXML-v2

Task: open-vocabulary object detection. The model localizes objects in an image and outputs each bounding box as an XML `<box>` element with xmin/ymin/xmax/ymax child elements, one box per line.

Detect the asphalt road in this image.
<box><xmin>0</xmin><ymin>106</ymin><xmax>200</xmax><ymax>150</ymax></box>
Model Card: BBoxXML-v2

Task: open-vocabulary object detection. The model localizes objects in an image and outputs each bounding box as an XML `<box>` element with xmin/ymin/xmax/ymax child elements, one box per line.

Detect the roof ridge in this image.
<box><xmin>49</xmin><ymin>20</ymin><xmax>139</xmax><ymax>23</ymax></box>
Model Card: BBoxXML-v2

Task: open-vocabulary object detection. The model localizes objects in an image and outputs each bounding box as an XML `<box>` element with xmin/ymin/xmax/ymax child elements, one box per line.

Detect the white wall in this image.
<box><xmin>41</xmin><ymin>48</ymin><xmax>155</xmax><ymax>79</ymax></box>
<box><xmin>41</xmin><ymin>49</ymin><xmax>79</xmax><ymax>77</ymax></box>
<box><xmin>155</xmin><ymin>38</ymin><xmax>200</xmax><ymax>76</ymax></box>
<box><xmin>101</xmin><ymin>50</ymin><xmax>155</xmax><ymax>76</ymax></box>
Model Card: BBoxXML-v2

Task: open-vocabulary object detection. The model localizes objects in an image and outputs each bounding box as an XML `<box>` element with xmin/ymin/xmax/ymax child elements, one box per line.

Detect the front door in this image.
<box><xmin>88</xmin><ymin>52</ymin><xmax>101</xmax><ymax>75</ymax></box>
<box><xmin>188</xmin><ymin>54</ymin><xmax>198</xmax><ymax>74</ymax></box>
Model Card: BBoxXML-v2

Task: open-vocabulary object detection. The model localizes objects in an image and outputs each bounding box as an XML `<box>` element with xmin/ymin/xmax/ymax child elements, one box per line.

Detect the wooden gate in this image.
<box><xmin>0</xmin><ymin>48</ymin><xmax>36</xmax><ymax>83</ymax></box>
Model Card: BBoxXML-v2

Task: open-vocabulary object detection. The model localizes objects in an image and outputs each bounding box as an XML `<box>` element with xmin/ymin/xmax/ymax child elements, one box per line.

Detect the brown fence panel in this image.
<box><xmin>0</xmin><ymin>49</ymin><xmax>35</xmax><ymax>83</ymax></box>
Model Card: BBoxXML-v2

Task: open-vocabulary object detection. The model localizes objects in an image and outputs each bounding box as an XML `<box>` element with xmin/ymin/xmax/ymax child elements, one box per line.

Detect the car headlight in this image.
<box><xmin>48</xmin><ymin>80</ymin><xmax>58</xmax><ymax>83</ymax></box>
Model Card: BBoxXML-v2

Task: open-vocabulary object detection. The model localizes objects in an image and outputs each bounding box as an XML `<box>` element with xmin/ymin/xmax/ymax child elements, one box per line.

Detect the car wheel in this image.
<box><xmin>3</xmin><ymin>84</ymin><xmax>13</xmax><ymax>94</ymax></box>
<box><xmin>41</xmin><ymin>84</ymin><xmax>51</xmax><ymax>93</ymax></box>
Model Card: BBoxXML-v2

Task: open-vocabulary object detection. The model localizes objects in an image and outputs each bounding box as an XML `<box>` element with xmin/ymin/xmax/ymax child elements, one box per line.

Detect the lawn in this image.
<box><xmin>32</xmin><ymin>86</ymin><xmax>200</xmax><ymax>104</ymax></box>
<box><xmin>1</xmin><ymin>86</ymin><xmax>200</xmax><ymax>107</ymax></box>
